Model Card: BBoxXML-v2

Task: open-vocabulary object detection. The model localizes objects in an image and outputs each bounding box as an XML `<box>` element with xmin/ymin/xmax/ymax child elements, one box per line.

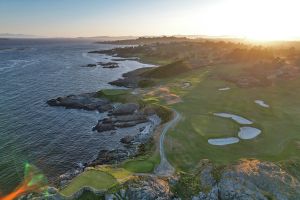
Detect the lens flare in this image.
<box><xmin>0</xmin><ymin>163</ymin><xmax>48</xmax><ymax>200</ymax></box>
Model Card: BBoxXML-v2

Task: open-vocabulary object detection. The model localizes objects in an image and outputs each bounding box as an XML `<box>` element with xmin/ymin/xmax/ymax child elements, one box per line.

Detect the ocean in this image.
<box><xmin>0</xmin><ymin>39</ymin><xmax>152</xmax><ymax>193</ymax></box>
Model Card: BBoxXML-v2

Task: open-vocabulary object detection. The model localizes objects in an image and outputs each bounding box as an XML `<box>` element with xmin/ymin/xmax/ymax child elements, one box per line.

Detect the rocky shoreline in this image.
<box><xmin>21</xmin><ymin>159</ymin><xmax>300</xmax><ymax>200</ymax></box>
<box><xmin>47</xmin><ymin>90</ymin><xmax>161</xmax><ymax>188</ymax></box>
<box><xmin>47</xmin><ymin>92</ymin><xmax>112</xmax><ymax>112</ymax></box>
<box><xmin>109</xmin><ymin>67</ymin><xmax>154</xmax><ymax>88</ymax></box>
<box><xmin>81</xmin><ymin>61</ymin><xmax>120</xmax><ymax>69</ymax></box>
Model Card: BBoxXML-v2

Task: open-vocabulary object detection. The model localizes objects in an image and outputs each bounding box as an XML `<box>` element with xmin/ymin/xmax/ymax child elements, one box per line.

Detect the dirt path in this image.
<box><xmin>154</xmin><ymin>109</ymin><xmax>181</xmax><ymax>176</ymax></box>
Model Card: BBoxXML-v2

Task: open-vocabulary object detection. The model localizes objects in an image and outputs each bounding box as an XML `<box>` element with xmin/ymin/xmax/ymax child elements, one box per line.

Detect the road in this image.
<box><xmin>154</xmin><ymin>109</ymin><xmax>181</xmax><ymax>177</ymax></box>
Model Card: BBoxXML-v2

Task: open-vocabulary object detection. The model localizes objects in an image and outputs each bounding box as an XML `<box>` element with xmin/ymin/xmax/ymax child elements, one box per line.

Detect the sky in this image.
<box><xmin>0</xmin><ymin>0</ymin><xmax>300</xmax><ymax>40</ymax></box>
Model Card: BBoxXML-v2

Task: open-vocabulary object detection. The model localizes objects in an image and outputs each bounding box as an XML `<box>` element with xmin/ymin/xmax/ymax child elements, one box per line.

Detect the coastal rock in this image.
<box><xmin>89</xmin><ymin>149</ymin><xmax>132</xmax><ymax>166</ymax></box>
<box><xmin>112</xmin><ymin>57</ymin><xmax>139</xmax><ymax>61</ymax></box>
<box><xmin>218</xmin><ymin>177</ymin><xmax>267</xmax><ymax>200</ymax></box>
<box><xmin>120</xmin><ymin>135</ymin><xmax>134</xmax><ymax>144</ymax></box>
<box><xmin>93</xmin><ymin>122</ymin><xmax>115</xmax><ymax>132</ymax></box>
<box><xmin>113</xmin><ymin>113</ymin><xmax>147</xmax><ymax>122</ymax></box>
<box><xmin>90</xmin><ymin>115</ymin><xmax>159</xmax><ymax>166</ymax></box>
<box><xmin>114</xmin><ymin>120</ymin><xmax>147</xmax><ymax>128</ymax></box>
<box><xmin>125</xmin><ymin>177</ymin><xmax>173</xmax><ymax>200</ymax></box>
<box><xmin>200</xmin><ymin>164</ymin><xmax>217</xmax><ymax>189</ymax></box>
<box><xmin>104</xmin><ymin>177</ymin><xmax>173</xmax><ymax>200</ymax></box>
<box><xmin>222</xmin><ymin>160</ymin><xmax>300</xmax><ymax>200</ymax></box>
<box><xmin>47</xmin><ymin>93</ymin><xmax>111</xmax><ymax>112</ymax></box>
<box><xmin>112</xmin><ymin>103</ymin><xmax>139</xmax><ymax>115</ymax></box>
<box><xmin>192</xmin><ymin>159</ymin><xmax>300</xmax><ymax>200</ymax></box>
<box><xmin>82</xmin><ymin>64</ymin><xmax>97</xmax><ymax>67</ymax></box>
<box><xmin>97</xmin><ymin>61</ymin><xmax>119</xmax><ymax>68</ymax></box>
<box><xmin>193</xmin><ymin>186</ymin><xmax>219</xmax><ymax>200</ymax></box>
<box><xmin>93</xmin><ymin>113</ymin><xmax>149</xmax><ymax>132</ymax></box>
<box><xmin>109</xmin><ymin>67</ymin><xmax>154</xmax><ymax>88</ymax></box>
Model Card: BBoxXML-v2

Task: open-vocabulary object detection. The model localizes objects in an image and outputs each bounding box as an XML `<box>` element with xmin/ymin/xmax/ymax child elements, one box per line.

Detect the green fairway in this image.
<box><xmin>123</xmin><ymin>159</ymin><xmax>155</xmax><ymax>173</ymax></box>
<box><xmin>60</xmin><ymin>170</ymin><xmax>117</xmax><ymax>197</ymax></box>
<box><xmin>122</xmin><ymin>154</ymin><xmax>160</xmax><ymax>173</ymax></box>
<box><xmin>161</xmin><ymin>64</ymin><xmax>300</xmax><ymax>171</ymax></box>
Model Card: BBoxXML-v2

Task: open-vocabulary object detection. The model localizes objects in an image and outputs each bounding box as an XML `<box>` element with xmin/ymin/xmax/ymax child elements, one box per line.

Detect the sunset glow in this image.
<box><xmin>0</xmin><ymin>0</ymin><xmax>299</xmax><ymax>40</ymax></box>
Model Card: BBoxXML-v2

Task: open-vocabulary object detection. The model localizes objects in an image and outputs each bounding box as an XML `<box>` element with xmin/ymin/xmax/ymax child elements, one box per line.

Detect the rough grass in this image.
<box><xmin>97</xmin><ymin>89</ymin><xmax>129</xmax><ymax>96</ymax></box>
<box><xmin>121</xmin><ymin>140</ymin><xmax>160</xmax><ymax>173</ymax></box>
<box><xmin>142</xmin><ymin>60</ymin><xmax>192</xmax><ymax>78</ymax></box>
<box><xmin>138</xmin><ymin>79</ymin><xmax>156</xmax><ymax>88</ymax></box>
<box><xmin>94</xmin><ymin>166</ymin><xmax>132</xmax><ymax>182</ymax></box>
<box><xmin>95</xmin><ymin>89</ymin><xmax>138</xmax><ymax>103</ymax></box>
<box><xmin>161</xmin><ymin>64</ymin><xmax>300</xmax><ymax>171</ymax></box>
<box><xmin>123</xmin><ymin>159</ymin><xmax>155</xmax><ymax>173</ymax></box>
<box><xmin>60</xmin><ymin>170</ymin><xmax>117</xmax><ymax>197</ymax></box>
<box><xmin>145</xmin><ymin>103</ymin><xmax>173</xmax><ymax>124</ymax></box>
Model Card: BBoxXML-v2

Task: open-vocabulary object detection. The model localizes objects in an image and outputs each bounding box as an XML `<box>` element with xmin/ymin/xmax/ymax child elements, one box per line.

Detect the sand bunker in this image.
<box><xmin>208</xmin><ymin>137</ymin><xmax>240</xmax><ymax>146</ymax></box>
<box><xmin>214</xmin><ymin>113</ymin><xmax>253</xmax><ymax>125</ymax></box>
<box><xmin>209</xmin><ymin>113</ymin><xmax>261</xmax><ymax>146</ymax></box>
<box><xmin>238</xmin><ymin>127</ymin><xmax>261</xmax><ymax>139</ymax></box>
<box><xmin>218</xmin><ymin>87</ymin><xmax>231</xmax><ymax>91</ymax></box>
<box><xmin>255</xmin><ymin>100</ymin><xmax>269</xmax><ymax>108</ymax></box>
<box><xmin>182</xmin><ymin>82</ymin><xmax>192</xmax><ymax>88</ymax></box>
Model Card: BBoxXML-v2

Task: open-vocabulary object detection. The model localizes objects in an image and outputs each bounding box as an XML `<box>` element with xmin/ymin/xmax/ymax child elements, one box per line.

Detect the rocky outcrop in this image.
<box><xmin>89</xmin><ymin>149</ymin><xmax>132</xmax><ymax>166</ymax></box>
<box><xmin>112</xmin><ymin>103</ymin><xmax>139</xmax><ymax>115</ymax></box>
<box><xmin>109</xmin><ymin>67</ymin><xmax>154</xmax><ymax>88</ymax></box>
<box><xmin>218</xmin><ymin>176</ymin><xmax>267</xmax><ymax>200</ymax></box>
<box><xmin>120</xmin><ymin>135</ymin><xmax>135</xmax><ymax>144</ymax></box>
<box><xmin>125</xmin><ymin>177</ymin><xmax>173</xmax><ymax>200</ymax></box>
<box><xmin>219</xmin><ymin>160</ymin><xmax>300</xmax><ymax>200</ymax></box>
<box><xmin>47</xmin><ymin>93</ymin><xmax>112</xmax><ymax>112</ymax></box>
<box><xmin>17</xmin><ymin>187</ymin><xmax>66</xmax><ymax>200</ymax></box>
<box><xmin>106</xmin><ymin>176</ymin><xmax>174</xmax><ymax>200</ymax></box>
<box><xmin>92</xmin><ymin>122</ymin><xmax>116</xmax><ymax>132</ymax></box>
<box><xmin>112</xmin><ymin>57</ymin><xmax>139</xmax><ymax>61</ymax></box>
<box><xmin>97</xmin><ymin>61</ymin><xmax>119</xmax><ymax>68</ymax></box>
<box><xmin>93</xmin><ymin>103</ymin><xmax>148</xmax><ymax>133</ymax></box>
<box><xmin>90</xmin><ymin>115</ymin><xmax>161</xmax><ymax>166</ymax></box>
<box><xmin>82</xmin><ymin>64</ymin><xmax>97</xmax><ymax>67</ymax></box>
<box><xmin>192</xmin><ymin>159</ymin><xmax>300</xmax><ymax>200</ymax></box>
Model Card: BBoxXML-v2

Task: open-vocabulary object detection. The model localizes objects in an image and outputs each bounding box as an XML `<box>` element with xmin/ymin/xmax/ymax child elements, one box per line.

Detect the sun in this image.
<box><xmin>195</xmin><ymin>0</ymin><xmax>300</xmax><ymax>42</ymax></box>
<box><xmin>237</xmin><ymin>0</ymin><xmax>300</xmax><ymax>41</ymax></box>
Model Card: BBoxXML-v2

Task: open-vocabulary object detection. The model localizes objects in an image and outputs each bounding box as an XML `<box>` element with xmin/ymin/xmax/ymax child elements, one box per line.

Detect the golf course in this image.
<box><xmin>160</xmin><ymin>63</ymin><xmax>300</xmax><ymax>170</ymax></box>
<box><xmin>56</xmin><ymin>38</ymin><xmax>300</xmax><ymax>199</ymax></box>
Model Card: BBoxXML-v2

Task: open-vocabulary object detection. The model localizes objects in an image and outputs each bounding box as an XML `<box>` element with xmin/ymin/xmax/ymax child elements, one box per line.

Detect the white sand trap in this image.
<box><xmin>218</xmin><ymin>87</ymin><xmax>231</xmax><ymax>91</ymax></box>
<box><xmin>255</xmin><ymin>100</ymin><xmax>269</xmax><ymax>108</ymax></box>
<box><xmin>208</xmin><ymin>137</ymin><xmax>240</xmax><ymax>145</ymax></box>
<box><xmin>214</xmin><ymin>113</ymin><xmax>253</xmax><ymax>125</ymax></box>
<box><xmin>238</xmin><ymin>127</ymin><xmax>261</xmax><ymax>139</ymax></box>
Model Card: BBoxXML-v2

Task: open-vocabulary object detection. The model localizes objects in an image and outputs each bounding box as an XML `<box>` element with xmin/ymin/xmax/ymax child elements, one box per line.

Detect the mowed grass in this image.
<box><xmin>60</xmin><ymin>170</ymin><xmax>117</xmax><ymax>197</ymax></box>
<box><xmin>162</xmin><ymin>64</ymin><xmax>300</xmax><ymax>171</ymax></box>
<box><xmin>122</xmin><ymin>153</ymin><xmax>160</xmax><ymax>173</ymax></box>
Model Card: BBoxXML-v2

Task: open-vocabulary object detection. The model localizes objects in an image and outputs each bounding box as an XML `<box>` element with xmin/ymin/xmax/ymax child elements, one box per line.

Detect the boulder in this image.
<box><xmin>125</xmin><ymin>177</ymin><xmax>173</xmax><ymax>200</ymax></box>
<box><xmin>218</xmin><ymin>176</ymin><xmax>267</xmax><ymax>200</ymax></box>
<box><xmin>82</xmin><ymin>64</ymin><xmax>97</xmax><ymax>67</ymax></box>
<box><xmin>120</xmin><ymin>135</ymin><xmax>134</xmax><ymax>144</ymax></box>
<box><xmin>89</xmin><ymin>149</ymin><xmax>131</xmax><ymax>166</ymax></box>
<box><xmin>97</xmin><ymin>62</ymin><xmax>119</xmax><ymax>69</ymax></box>
<box><xmin>113</xmin><ymin>113</ymin><xmax>147</xmax><ymax>122</ymax></box>
<box><xmin>112</xmin><ymin>103</ymin><xmax>139</xmax><ymax>115</ymax></box>
<box><xmin>93</xmin><ymin>122</ymin><xmax>115</xmax><ymax>132</ymax></box>
<box><xmin>115</xmin><ymin>121</ymin><xmax>146</xmax><ymax>128</ymax></box>
<box><xmin>47</xmin><ymin>93</ymin><xmax>111</xmax><ymax>112</ymax></box>
<box><xmin>223</xmin><ymin>160</ymin><xmax>300</xmax><ymax>200</ymax></box>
